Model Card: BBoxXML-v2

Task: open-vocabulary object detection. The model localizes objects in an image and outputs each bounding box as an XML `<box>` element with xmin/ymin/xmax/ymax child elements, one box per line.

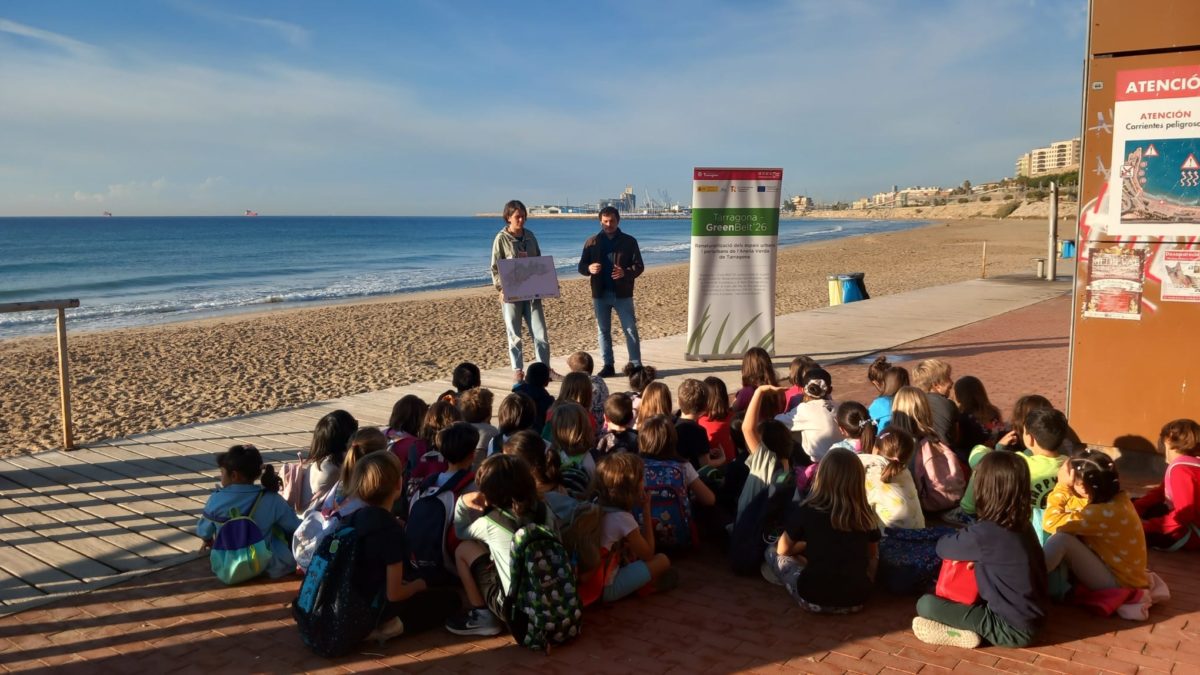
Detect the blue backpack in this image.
<box><xmin>209</xmin><ymin>491</ymin><xmax>271</xmax><ymax>585</ymax></box>
<box><xmin>633</xmin><ymin>458</ymin><xmax>697</xmax><ymax>551</ymax></box>
<box><xmin>292</xmin><ymin>513</ymin><xmax>386</xmax><ymax>657</ymax></box>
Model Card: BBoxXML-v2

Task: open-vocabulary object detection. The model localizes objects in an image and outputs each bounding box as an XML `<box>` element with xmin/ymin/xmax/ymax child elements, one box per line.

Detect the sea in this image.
<box><xmin>0</xmin><ymin>216</ymin><xmax>925</xmax><ymax>340</ymax></box>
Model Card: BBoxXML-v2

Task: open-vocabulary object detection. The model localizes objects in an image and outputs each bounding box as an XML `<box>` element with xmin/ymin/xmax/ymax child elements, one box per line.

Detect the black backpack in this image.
<box><xmin>405</xmin><ymin>470</ymin><xmax>473</xmax><ymax>584</ymax></box>
<box><xmin>292</xmin><ymin>512</ymin><xmax>386</xmax><ymax>657</ymax></box>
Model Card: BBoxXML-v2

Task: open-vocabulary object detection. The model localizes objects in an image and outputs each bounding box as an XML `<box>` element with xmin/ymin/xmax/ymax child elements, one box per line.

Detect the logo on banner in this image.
<box><xmin>697</xmin><ymin>185</ymin><xmax>719</xmax><ymax>192</ymax></box>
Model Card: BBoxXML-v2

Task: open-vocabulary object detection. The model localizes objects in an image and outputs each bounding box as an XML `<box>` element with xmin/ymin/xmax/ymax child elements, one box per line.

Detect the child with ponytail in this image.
<box><xmin>860</xmin><ymin>431</ymin><xmax>924</xmax><ymax>529</ymax></box>
<box><xmin>830</xmin><ymin>401</ymin><xmax>878</xmax><ymax>455</ymax></box>
<box><xmin>198</xmin><ymin>444</ymin><xmax>300</xmax><ymax>580</ymax></box>
<box><xmin>774</xmin><ymin>368</ymin><xmax>840</xmax><ymax>464</ymax></box>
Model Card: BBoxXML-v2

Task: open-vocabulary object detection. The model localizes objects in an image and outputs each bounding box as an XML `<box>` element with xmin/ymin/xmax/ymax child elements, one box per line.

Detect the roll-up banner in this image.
<box><xmin>686</xmin><ymin>167</ymin><xmax>783</xmax><ymax>360</ymax></box>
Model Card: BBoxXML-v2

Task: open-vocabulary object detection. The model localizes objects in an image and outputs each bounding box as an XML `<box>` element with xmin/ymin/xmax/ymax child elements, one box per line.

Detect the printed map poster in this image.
<box><xmin>1102</xmin><ymin>65</ymin><xmax>1200</xmax><ymax>237</ymax></box>
<box><xmin>686</xmin><ymin>167</ymin><xmax>782</xmax><ymax>359</ymax></box>
<box><xmin>1160</xmin><ymin>248</ymin><xmax>1200</xmax><ymax>302</ymax></box>
<box><xmin>1084</xmin><ymin>248</ymin><xmax>1146</xmax><ymax>320</ymax></box>
<box><xmin>497</xmin><ymin>256</ymin><xmax>560</xmax><ymax>303</ymax></box>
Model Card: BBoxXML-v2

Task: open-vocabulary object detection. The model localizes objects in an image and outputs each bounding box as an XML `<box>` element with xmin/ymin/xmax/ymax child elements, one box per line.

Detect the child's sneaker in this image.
<box><xmin>366</xmin><ymin>617</ymin><xmax>405</xmax><ymax>645</ymax></box>
<box><xmin>911</xmin><ymin>617</ymin><xmax>981</xmax><ymax>648</ymax></box>
<box><xmin>445</xmin><ymin>607</ymin><xmax>502</xmax><ymax>636</ymax></box>
<box><xmin>940</xmin><ymin>507</ymin><xmax>975</xmax><ymax>527</ymax></box>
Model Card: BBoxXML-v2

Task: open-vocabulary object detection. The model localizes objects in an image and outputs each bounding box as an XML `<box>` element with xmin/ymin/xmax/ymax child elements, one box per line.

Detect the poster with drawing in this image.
<box><xmin>1084</xmin><ymin>248</ymin><xmax>1146</xmax><ymax>320</ymax></box>
<box><xmin>498</xmin><ymin>256</ymin><xmax>560</xmax><ymax>303</ymax></box>
<box><xmin>1160</xmin><ymin>248</ymin><xmax>1200</xmax><ymax>302</ymax></box>
<box><xmin>1100</xmin><ymin>65</ymin><xmax>1200</xmax><ymax>238</ymax></box>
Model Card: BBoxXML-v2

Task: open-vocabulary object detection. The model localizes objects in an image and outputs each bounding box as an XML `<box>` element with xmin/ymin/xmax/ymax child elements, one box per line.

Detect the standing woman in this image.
<box><xmin>491</xmin><ymin>200</ymin><xmax>552</xmax><ymax>382</ymax></box>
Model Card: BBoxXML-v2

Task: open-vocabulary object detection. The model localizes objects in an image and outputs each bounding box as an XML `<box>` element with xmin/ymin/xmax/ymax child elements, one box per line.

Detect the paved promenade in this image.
<box><xmin>5</xmin><ymin>272</ymin><xmax>1197</xmax><ymax>673</ymax></box>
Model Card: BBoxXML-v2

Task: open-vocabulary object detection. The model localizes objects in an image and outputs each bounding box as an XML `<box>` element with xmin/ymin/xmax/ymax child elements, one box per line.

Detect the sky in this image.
<box><xmin>0</xmin><ymin>0</ymin><xmax>1088</xmax><ymax>216</ymax></box>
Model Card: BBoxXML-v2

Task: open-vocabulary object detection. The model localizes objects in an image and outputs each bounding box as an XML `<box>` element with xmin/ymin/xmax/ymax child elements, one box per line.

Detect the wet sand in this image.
<box><xmin>0</xmin><ymin>217</ymin><xmax>1069</xmax><ymax>455</ymax></box>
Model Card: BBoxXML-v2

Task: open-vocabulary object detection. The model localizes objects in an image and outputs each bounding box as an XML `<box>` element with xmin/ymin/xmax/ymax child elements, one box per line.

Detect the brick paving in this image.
<box><xmin>3</xmin><ymin>295</ymin><xmax>1199</xmax><ymax>674</ymax></box>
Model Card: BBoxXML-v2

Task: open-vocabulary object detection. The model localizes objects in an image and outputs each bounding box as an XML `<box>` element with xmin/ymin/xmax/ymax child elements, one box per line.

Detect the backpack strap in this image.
<box><xmin>246</xmin><ymin>489</ymin><xmax>266</xmax><ymax>519</ymax></box>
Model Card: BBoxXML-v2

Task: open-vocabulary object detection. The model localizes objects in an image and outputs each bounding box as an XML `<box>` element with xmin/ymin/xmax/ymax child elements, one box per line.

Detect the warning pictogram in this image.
<box><xmin>1145</xmin><ymin>144</ymin><xmax>1159</xmax><ymax>157</ymax></box>
<box><xmin>1182</xmin><ymin>153</ymin><xmax>1200</xmax><ymax>170</ymax></box>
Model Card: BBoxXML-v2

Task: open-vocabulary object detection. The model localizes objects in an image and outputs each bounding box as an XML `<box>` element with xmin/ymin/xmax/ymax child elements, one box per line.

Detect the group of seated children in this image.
<box><xmin>197</xmin><ymin>352</ymin><xmax>1199</xmax><ymax>655</ymax></box>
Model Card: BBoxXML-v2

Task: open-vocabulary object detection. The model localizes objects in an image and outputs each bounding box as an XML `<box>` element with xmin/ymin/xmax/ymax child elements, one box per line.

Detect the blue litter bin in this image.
<box><xmin>838</xmin><ymin>273</ymin><xmax>869</xmax><ymax>303</ymax></box>
<box><xmin>1061</xmin><ymin>240</ymin><xmax>1076</xmax><ymax>259</ymax></box>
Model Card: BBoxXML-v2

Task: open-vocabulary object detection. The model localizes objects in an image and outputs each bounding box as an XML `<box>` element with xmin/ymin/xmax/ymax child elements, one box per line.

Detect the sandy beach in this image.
<box><xmin>0</xmin><ymin>217</ymin><xmax>1072</xmax><ymax>455</ymax></box>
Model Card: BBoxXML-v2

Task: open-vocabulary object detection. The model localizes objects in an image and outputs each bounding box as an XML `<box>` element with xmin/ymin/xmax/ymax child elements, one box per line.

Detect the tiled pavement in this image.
<box><xmin>3</xmin><ymin>292</ymin><xmax>1198</xmax><ymax>674</ymax></box>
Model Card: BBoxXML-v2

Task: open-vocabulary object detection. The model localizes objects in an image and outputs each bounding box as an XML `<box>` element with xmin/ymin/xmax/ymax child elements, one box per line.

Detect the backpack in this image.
<box><xmin>406</xmin><ymin>446</ymin><xmax>447</xmax><ymax>506</ymax></box>
<box><xmin>878</xmin><ymin>526</ymin><xmax>957</xmax><ymax>594</ymax></box>
<box><xmin>633</xmin><ymin>459</ymin><xmax>697</xmax><ymax>551</ymax></box>
<box><xmin>292</xmin><ymin>497</ymin><xmax>364</xmax><ymax>573</ymax></box>
<box><xmin>208</xmin><ymin>490</ymin><xmax>271</xmax><ymax>585</ymax></box>
<box><xmin>405</xmin><ymin>470</ymin><xmax>474</xmax><ymax>583</ymax></box>
<box><xmin>280</xmin><ymin>452</ymin><xmax>306</xmax><ymax>512</ymax></box>
<box><xmin>489</xmin><ymin>509</ymin><xmax>582</xmax><ymax>653</ymax></box>
<box><xmin>913</xmin><ymin>437</ymin><xmax>968</xmax><ymax>513</ymax></box>
<box><xmin>292</xmin><ymin>514</ymin><xmax>387</xmax><ymax>657</ymax></box>
<box><xmin>729</xmin><ymin>471</ymin><xmax>797</xmax><ymax>575</ymax></box>
<box><xmin>560</xmin><ymin>459</ymin><xmax>592</xmax><ymax>500</ymax></box>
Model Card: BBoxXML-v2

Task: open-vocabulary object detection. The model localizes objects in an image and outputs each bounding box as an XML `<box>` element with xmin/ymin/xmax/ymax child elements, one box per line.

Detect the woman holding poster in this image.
<box><xmin>490</xmin><ymin>200</ymin><xmax>552</xmax><ymax>382</ymax></box>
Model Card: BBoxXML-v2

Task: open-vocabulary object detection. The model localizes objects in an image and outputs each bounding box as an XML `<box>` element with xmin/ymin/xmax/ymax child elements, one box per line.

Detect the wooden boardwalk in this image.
<box><xmin>0</xmin><ymin>275</ymin><xmax>1070</xmax><ymax>617</ymax></box>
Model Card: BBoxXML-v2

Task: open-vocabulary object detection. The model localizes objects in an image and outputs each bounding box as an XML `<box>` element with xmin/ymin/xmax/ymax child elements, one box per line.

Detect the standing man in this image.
<box><xmin>491</xmin><ymin>200</ymin><xmax>551</xmax><ymax>382</ymax></box>
<box><xmin>578</xmin><ymin>206</ymin><xmax>644</xmax><ymax>378</ymax></box>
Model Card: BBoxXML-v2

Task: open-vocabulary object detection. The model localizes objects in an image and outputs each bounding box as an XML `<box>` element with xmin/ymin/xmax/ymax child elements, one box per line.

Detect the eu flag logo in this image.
<box><xmin>757</xmin><ymin>186</ymin><xmax>767</xmax><ymax>192</ymax></box>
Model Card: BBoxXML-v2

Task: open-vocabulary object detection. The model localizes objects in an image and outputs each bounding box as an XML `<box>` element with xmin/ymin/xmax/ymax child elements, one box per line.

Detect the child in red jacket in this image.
<box><xmin>1134</xmin><ymin>419</ymin><xmax>1200</xmax><ymax>551</ymax></box>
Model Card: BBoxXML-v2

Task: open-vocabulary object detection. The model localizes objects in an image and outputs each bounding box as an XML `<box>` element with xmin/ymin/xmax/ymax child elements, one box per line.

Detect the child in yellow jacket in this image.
<box><xmin>1042</xmin><ymin>450</ymin><xmax>1148</xmax><ymax>591</ymax></box>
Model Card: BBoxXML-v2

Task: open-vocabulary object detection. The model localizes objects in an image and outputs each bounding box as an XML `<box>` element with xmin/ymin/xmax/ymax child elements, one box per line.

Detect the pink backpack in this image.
<box><xmin>280</xmin><ymin>452</ymin><xmax>307</xmax><ymax>512</ymax></box>
<box><xmin>913</xmin><ymin>437</ymin><xmax>968</xmax><ymax>512</ymax></box>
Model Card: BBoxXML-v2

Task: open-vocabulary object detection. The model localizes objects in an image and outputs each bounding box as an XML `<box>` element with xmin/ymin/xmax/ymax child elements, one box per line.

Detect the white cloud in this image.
<box><xmin>72</xmin><ymin>178</ymin><xmax>168</xmax><ymax>203</ymax></box>
<box><xmin>0</xmin><ymin>17</ymin><xmax>99</xmax><ymax>58</ymax></box>
<box><xmin>172</xmin><ymin>3</ymin><xmax>310</xmax><ymax>47</ymax></box>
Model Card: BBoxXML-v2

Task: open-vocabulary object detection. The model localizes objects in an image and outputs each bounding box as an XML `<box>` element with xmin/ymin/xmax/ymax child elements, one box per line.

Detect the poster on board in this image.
<box><xmin>1084</xmin><ymin>248</ymin><xmax>1146</xmax><ymax>320</ymax></box>
<box><xmin>1101</xmin><ymin>65</ymin><xmax>1200</xmax><ymax>238</ymax></box>
<box><xmin>1160</xmin><ymin>248</ymin><xmax>1200</xmax><ymax>302</ymax></box>
<box><xmin>497</xmin><ymin>256</ymin><xmax>560</xmax><ymax>303</ymax></box>
<box><xmin>686</xmin><ymin>168</ymin><xmax>782</xmax><ymax>359</ymax></box>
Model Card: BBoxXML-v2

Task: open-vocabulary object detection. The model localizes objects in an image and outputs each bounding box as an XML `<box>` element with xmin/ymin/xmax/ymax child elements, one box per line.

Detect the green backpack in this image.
<box><xmin>489</xmin><ymin>509</ymin><xmax>582</xmax><ymax>653</ymax></box>
<box><xmin>208</xmin><ymin>491</ymin><xmax>271</xmax><ymax>585</ymax></box>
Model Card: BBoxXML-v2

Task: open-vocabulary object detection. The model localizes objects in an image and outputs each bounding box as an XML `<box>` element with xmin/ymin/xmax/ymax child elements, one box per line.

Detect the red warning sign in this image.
<box><xmin>1182</xmin><ymin>153</ymin><xmax>1200</xmax><ymax>170</ymax></box>
<box><xmin>1145</xmin><ymin>144</ymin><xmax>1159</xmax><ymax>157</ymax></box>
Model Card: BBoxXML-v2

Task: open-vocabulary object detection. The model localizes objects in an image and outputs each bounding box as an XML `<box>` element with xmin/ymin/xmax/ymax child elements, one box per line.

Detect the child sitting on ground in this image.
<box><xmin>764</xmin><ymin>448</ymin><xmax>881</xmax><ymax>614</ymax></box>
<box><xmin>568</xmin><ymin>351</ymin><xmax>609</xmax><ymax>430</ymax></box>
<box><xmin>912</xmin><ymin>452</ymin><xmax>1046</xmax><ymax>649</ymax></box>
<box><xmin>199</xmin><ymin>444</ymin><xmax>300</xmax><ymax>581</ymax></box>
<box><xmin>636</xmin><ymin>415</ymin><xmax>716</xmax><ymax>549</ymax></box>
<box><xmin>830</xmin><ymin>401</ymin><xmax>877</xmax><ymax>455</ymax></box>
<box><xmin>733</xmin><ymin>347</ymin><xmax>779</xmax><ymax>412</ymax></box>
<box><xmin>312</xmin><ymin>427</ymin><xmax>385</xmax><ymax>514</ymax></box>
<box><xmin>1135</xmin><ymin>418</ymin><xmax>1200</xmax><ymax>550</ymax></box>
<box><xmin>912</xmin><ymin>358</ymin><xmax>961</xmax><ymax>454</ymax></box>
<box><xmin>868</xmin><ymin>366</ymin><xmax>909</xmax><ymax>431</ymax></box>
<box><xmin>544</xmin><ymin>372</ymin><xmax>595</xmax><ymax>438</ymax></box>
<box><xmin>776</xmin><ymin>369</ymin><xmax>840</xmax><ymax>465</ymax></box>
<box><xmin>488</xmin><ymin>392</ymin><xmax>537</xmax><ymax>457</ymax></box>
<box><xmin>698</xmin><ymin>377</ymin><xmax>736</xmax><ymax>462</ymax></box>
<box><xmin>676</xmin><ymin>378</ymin><xmax>721</xmax><ymax>468</ymax></box>
<box><xmin>409</xmin><ymin>400</ymin><xmax>463</xmax><ymax>498</ymax></box>
<box><xmin>952</xmin><ymin>375</ymin><xmax>1004</xmax><ymax>450</ymax></box>
<box><xmin>550</xmin><ymin>402</ymin><xmax>597</xmax><ymax>496</ymax></box>
<box><xmin>343</xmin><ymin>452</ymin><xmax>461</xmax><ymax>644</ymax></box>
<box><xmin>593</xmin><ymin>452</ymin><xmax>677</xmax><ymax>602</ymax></box>
<box><xmin>596</xmin><ymin>393</ymin><xmax>639</xmax><ymax>455</ymax></box>
<box><xmin>458</xmin><ymin>387</ymin><xmax>498</xmax><ymax>467</ymax></box>
<box><xmin>860</xmin><ymin>430</ymin><xmax>924</xmax><ymax>530</ymax></box>
<box><xmin>1043</xmin><ymin>450</ymin><xmax>1149</xmax><ymax>593</ymax></box>
<box><xmin>636</xmin><ymin>381</ymin><xmax>672</xmax><ymax>428</ymax></box>
<box><xmin>784</xmin><ymin>355</ymin><xmax>819</xmax><ymax>411</ymax></box>
<box><xmin>503</xmin><ymin>430</ymin><xmax>577</xmax><ymax>522</ymax></box>
<box><xmin>306</xmin><ymin>410</ymin><xmax>359</xmax><ymax>510</ymax></box>
<box><xmin>623</xmin><ymin>363</ymin><xmax>658</xmax><ymax>424</ymax></box>
<box><xmin>445</xmin><ymin>454</ymin><xmax>558</xmax><ymax>637</ymax></box>
<box><xmin>384</xmin><ymin>395</ymin><xmax>428</xmax><ymax>461</ymax></box>
<box><xmin>514</xmin><ymin>362</ymin><xmax>555</xmax><ymax>424</ymax></box>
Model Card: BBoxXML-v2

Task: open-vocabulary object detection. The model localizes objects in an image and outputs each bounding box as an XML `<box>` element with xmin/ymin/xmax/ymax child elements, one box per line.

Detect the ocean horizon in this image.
<box><xmin>0</xmin><ymin>215</ymin><xmax>926</xmax><ymax>340</ymax></box>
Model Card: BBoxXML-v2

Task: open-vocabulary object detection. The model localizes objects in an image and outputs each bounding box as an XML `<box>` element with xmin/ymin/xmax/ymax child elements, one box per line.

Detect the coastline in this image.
<box><xmin>0</xmin><ymin>217</ymin><xmax>1073</xmax><ymax>455</ymax></box>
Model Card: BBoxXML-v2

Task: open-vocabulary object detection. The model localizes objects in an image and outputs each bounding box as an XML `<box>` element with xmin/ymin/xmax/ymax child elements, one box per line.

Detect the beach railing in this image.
<box><xmin>0</xmin><ymin>299</ymin><xmax>80</xmax><ymax>450</ymax></box>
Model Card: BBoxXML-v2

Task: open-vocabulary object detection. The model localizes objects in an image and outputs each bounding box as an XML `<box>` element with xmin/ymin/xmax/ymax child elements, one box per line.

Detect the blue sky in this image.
<box><xmin>0</xmin><ymin>0</ymin><xmax>1087</xmax><ymax>216</ymax></box>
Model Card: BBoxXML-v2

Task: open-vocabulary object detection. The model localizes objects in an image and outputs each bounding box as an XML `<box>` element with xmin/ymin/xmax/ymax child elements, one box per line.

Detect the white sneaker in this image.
<box><xmin>912</xmin><ymin>617</ymin><xmax>981</xmax><ymax>648</ymax></box>
<box><xmin>366</xmin><ymin>617</ymin><xmax>405</xmax><ymax>644</ymax></box>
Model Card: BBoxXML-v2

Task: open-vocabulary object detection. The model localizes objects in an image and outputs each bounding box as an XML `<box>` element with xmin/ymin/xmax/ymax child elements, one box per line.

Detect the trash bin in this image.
<box><xmin>1061</xmin><ymin>240</ymin><xmax>1076</xmax><ymax>259</ymax></box>
<box><xmin>827</xmin><ymin>275</ymin><xmax>843</xmax><ymax>306</ymax></box>
<box><xmin>839</xmin><ymin>273</ymin><xmax>869</xmax><ymax>303</ymax></box>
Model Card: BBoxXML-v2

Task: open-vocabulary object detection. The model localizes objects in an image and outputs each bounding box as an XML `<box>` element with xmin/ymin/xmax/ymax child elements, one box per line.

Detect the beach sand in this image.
<box><xmin>0</xmin><ymin>217</ymin><xmax>1072</xmax><ymax>455</ymax></box>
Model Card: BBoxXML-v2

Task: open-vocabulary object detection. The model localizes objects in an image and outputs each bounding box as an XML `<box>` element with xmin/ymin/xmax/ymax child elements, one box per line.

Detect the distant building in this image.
<box><xmin>599</xmin><ymin>185</ymin><xmax>637</xmax><ymax>213</ymax></box>
<box><xmin>864</xmin><ymin>186</ymin><xmax>944</xmax><ymax>208</ymax></box>
<box><xmin>1015</xmin><ymin>138</ymin><xmax>1081</xmax><ymax>177</ymax></box>
<box><xmin>790</xmin><ymin>195</ymin><xmax>814</xmax><ymax>210</ymax></box>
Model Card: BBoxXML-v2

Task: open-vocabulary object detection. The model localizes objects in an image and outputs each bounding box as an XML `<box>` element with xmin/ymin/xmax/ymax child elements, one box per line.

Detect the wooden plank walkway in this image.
<box><xmin>0</xmin><ymin>274</ymin><xmax>1070</xmax><ymax>617</ymax></box>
